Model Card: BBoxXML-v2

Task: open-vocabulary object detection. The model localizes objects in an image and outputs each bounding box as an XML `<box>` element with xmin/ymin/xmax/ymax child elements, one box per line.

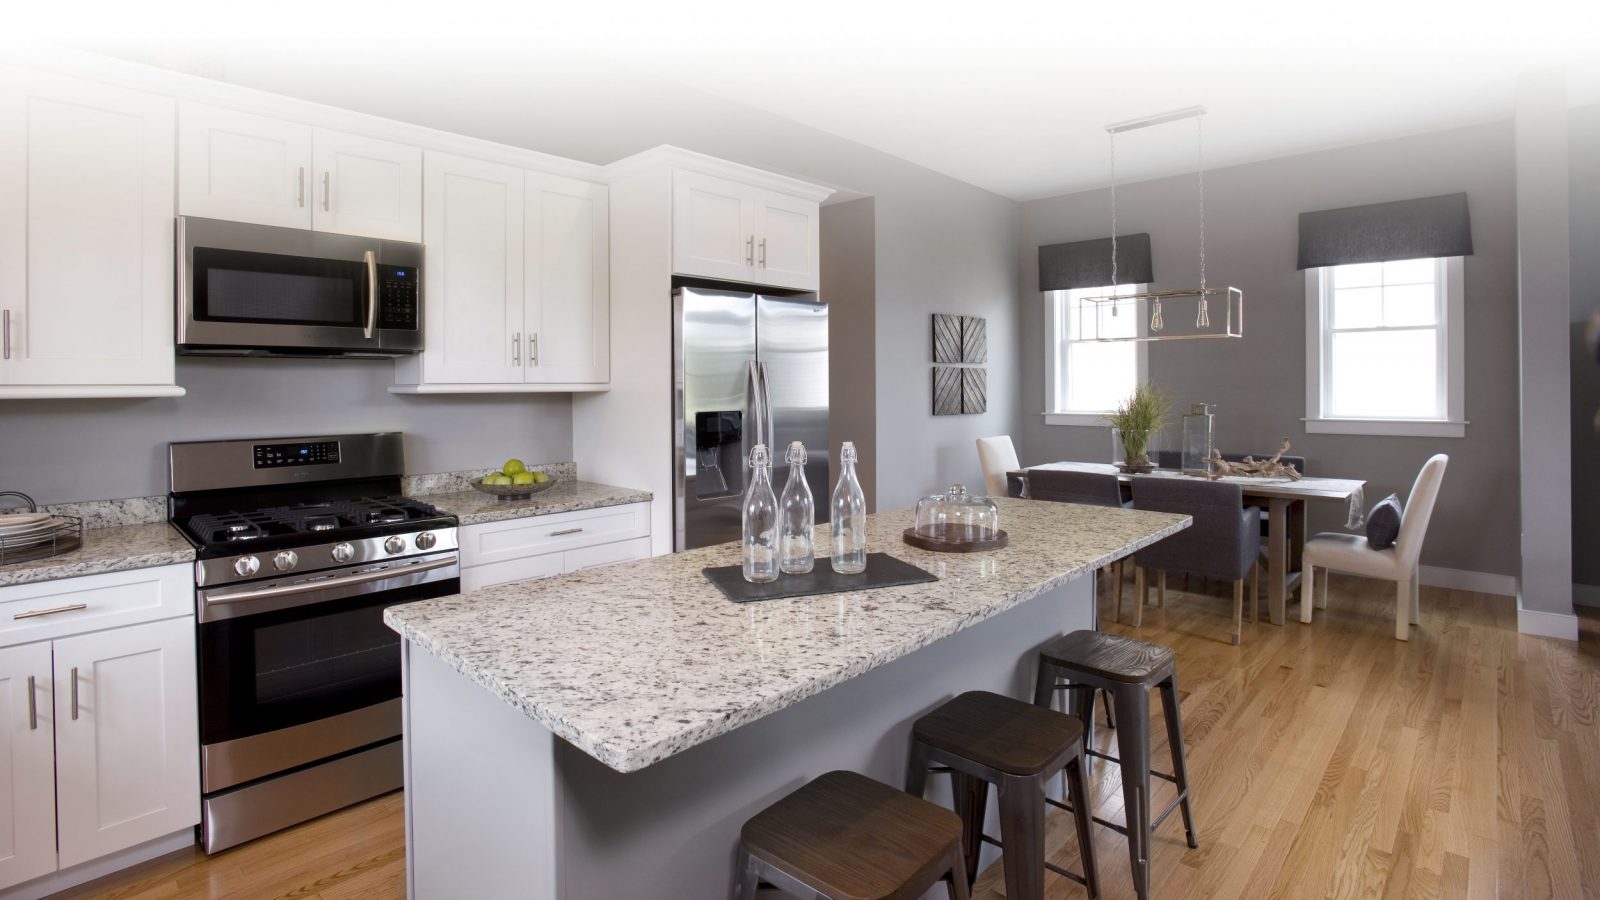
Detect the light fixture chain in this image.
<box><xmin>1109</xmin><ymin>130</ymin><xmax>1118</xmax><ymax>290</ymax></box>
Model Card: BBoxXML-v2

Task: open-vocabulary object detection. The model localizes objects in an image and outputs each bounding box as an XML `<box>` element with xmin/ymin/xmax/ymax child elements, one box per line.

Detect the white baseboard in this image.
<box><xmin>0</xmin><ymin>829</ymin><xmax>194</xmax><ymax>900</ymax></box>
<box><xmin>1417</xmin><ymin>565</ymin><xmax>1518</xmax><ymax>598</ymax></box>
<box><xmin>1516</xmin><ymin>599</ymin><xmax>1581</xmax><ymax>641</ymax></box>
<box><xmin>1573</xmin><ymin>583</ymin><xmax>1600</xmax><ymax>608</ymax></box>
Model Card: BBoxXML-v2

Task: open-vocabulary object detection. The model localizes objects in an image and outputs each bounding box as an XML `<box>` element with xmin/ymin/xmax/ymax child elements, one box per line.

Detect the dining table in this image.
<box><xmin>1006</xmin><ymin>461</ymin><xmax>1368</xmax><ymax>626</ymax></box>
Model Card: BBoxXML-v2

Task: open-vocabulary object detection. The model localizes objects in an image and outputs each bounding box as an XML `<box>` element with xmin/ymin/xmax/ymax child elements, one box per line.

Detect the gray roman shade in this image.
<box><xmin>1038</xmin><ymin>233</ymin><xmax>1153</xmax><ymax>291</ymax></box>
<box><xmin>1297</xmin><ymin>193</ymin><xmax>1473</xmax><ymax>270</ymax></box>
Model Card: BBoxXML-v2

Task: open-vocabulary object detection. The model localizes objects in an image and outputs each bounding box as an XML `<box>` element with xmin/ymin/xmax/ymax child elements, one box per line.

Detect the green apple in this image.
<box><xmin>531</xmin><ymin>472</ymin><xmax>550</xmax><ymax>484</ymax></box>
<box><xmin>511</xmin><ymin>471</ymin><xmax>536</xmax><ymax>485</ymax></box>
<box><xmin>484</xmin><ymin>473</ymin><xmax>512</xmax><ymax>486</ymax></box>
<box><xmin>503</xmin><ymin>459</ymin><xmax>527</xmax><ymax>476</ymax></box>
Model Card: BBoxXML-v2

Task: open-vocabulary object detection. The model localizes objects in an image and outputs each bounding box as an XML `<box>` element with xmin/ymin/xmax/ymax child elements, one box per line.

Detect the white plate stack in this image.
<box><xmin>0</xmin><ymin>512</ymin><xmax>83</xmax><ymax>564</ymax></box>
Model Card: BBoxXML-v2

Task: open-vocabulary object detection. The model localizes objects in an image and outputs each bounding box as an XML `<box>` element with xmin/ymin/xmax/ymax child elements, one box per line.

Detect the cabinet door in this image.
<box><xmin>672</xmin><ymin>170</ymin><xmax>757</xmax><ymax>283</ymax></box>
<box><xmin>525</xmin><ymin>173</ymin><xmax>609</xmax><ymax>385</ymax></box>
<box><xmin>0</xmin><ymin>70</ymin><xmax>176</xmax><ymax>389</ymax></box>
<box><xmin>178</xmin><ymin>102</ymin><xmax>312</xmax><ymax>229</ymax></box>
<box><xmin>754</xmin><ymin>191</ymin><xmax>820</xmax><ymax>291</ymax></box>
<box><xmin>312</xmin><ymin>128</ymin><xmax>422</xmax><ymax>241</ymax></box>
<box><xmin>418</xmin><ymin>152</ymin><xmax>525</xmax><ymax>384</ymax></box>
<box><xmin>53</xmin><ymin>618</ymin><xmax>199</xmax><ymax>869</ymax></box>
<box><xmin>0</xmin><ymin>642</ymin><xmax>55</xmax><ymax>890</ymax></box>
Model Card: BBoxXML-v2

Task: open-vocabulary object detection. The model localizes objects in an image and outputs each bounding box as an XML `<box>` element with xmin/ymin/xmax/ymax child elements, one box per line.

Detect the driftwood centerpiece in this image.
<box><xmin>1203</xmin><ymin>438</ymin><xmax>1302</xmax><ymax>481</ymax></box>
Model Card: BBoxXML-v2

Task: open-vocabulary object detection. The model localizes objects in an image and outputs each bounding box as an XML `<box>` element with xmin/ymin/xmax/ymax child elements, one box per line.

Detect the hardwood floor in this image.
<box><xmin>60</xmin><ymin>577</ymin><xmax>1598</xmax><ymax>900</ymax></box>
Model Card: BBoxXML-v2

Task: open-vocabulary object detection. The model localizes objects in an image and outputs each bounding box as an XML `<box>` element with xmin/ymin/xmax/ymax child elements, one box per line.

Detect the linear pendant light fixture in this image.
<box><xmin>1072</xmin><ymin>106</ymin><xmax>1242</xmax><ymax>343</ymax></box>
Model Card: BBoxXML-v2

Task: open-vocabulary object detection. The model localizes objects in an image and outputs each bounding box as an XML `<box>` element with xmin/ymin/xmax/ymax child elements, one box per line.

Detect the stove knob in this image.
<box><xmin>384</xmin><ymin>536</ymin><xmax>406</xmax><ymax>555</ymax></box>
<box><xmin>331</xmin><ymin>542</ymin><xmax>355</xmax><ymax>563</ymax></box>
<box><xmin>234</xmin><ymin>555</ymin><xmax>261</xmax><ymax>577</ymax></box>
<box><xmin>415</xmin><ymin>531</ymin><xmax>438</xmax><ymax>551</ymax></box>
<box><xmin>273</xmin><ymin>550</ymin><xmax>298</xmax><ymax>572</ymax></box>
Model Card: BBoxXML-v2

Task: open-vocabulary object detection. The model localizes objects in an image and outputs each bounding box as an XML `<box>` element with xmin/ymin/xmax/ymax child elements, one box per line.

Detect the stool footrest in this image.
<box><xmin>1151</xmin><ymin>790</ymin><xmax>1189</xmax><ymax>831</ymax></box>
<box><xmin>1083</xmin><ymin>748</ymin><xmax>1178</xmax><ymax>784</ymax></box>
<box><xmin>968</xmin><ymin>826</ymin><xmax>1092</xmax><ymax>890</ymax></box>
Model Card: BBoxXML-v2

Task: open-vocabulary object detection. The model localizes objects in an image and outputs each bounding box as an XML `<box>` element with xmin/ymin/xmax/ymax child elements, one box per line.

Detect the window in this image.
<box><xmin>1305</xmin><ymin>257</ymin><xmax>1465</xmax><ymax>437</ymax></box>
<box><xmin>1044</xmin><ymin>284</ymin><xmax>1147</xmax><ymax>426</ymax></box>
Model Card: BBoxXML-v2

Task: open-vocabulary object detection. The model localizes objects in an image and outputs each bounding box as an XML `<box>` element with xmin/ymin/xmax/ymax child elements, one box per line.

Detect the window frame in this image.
<box><xmin>1043</xmin><ymin>284</ymin><xmax>1150</xmax><ymax>427</ymax></box>
<box><xmin>1303</xmin><ymin>256</ymin><xmax>1466</xmax><ymax>438</ymax></box>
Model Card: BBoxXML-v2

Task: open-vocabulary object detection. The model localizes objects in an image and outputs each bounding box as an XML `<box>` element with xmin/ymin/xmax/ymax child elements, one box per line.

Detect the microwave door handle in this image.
<box><xmin>363</xmin><ymin>250</ymin><xmax>378</xmax><ymax>339</ymax></box>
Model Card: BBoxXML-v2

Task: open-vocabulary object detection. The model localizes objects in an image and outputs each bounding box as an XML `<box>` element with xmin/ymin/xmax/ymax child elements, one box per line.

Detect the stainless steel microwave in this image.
<box><xmin>177</xmin><ymin>216</ymin><xmax>424</xmax><ymax>357</ymax></box>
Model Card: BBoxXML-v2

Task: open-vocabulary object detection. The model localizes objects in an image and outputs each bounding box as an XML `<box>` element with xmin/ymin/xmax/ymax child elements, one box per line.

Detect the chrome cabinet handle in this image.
<box><xmin>322</xmin><ymin>171</ymin><xmax>330</xmax><ymax>211</ymax></box>
<box><xmin>70</xmin><ymin>667</ymin><xmax>78</xmax><ymax>721</ymax></box>
<box><xmin>2</xmin><ymin>309</ymin><xmax>10</xmax><ymax>360</ymax></box>
<box><xmin>758</xmin><ymin>238</ymin><xmax>767</xmax><ymax>267</ymax></box>
<box><xmin>745</xmin><ymin>236</ymin><xmax>754</xmax><ymax>265</ymax></box>
<box><xmin>14</xmin><ymin>602</ymin><xmax>86</xmax><ymax>620</ymax></box>
<box><xmin>297</xmin><ymin>167</ymin><xmax>305</xmax><ymax>207</ymax></box>
<box><xmin>530</xmin><ymin>334</ymin><xmax>538</xmax><ymax>367</ymax></box>
<box><xmin>27</xmin><ymin>676</ymin><xmax>37</xmax><ymax>730</ymax></box>
<box><xmin>512</xmin><ymin>332</ymin><xmax>521</xmax><ymax>365</ymax></box>
<box><xmin>548</xmin><ymin>527</ymin><xmax>583</xmax><ymax>537</ymax></box>
<box><xmin>363</xmin><ymin>250</ymin><xmax>377</xmax><ymax>339</ymax></box>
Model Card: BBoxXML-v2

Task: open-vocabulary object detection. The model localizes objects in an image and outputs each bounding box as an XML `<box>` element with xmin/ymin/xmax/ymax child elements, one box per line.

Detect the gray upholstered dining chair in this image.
<box><xmin>1028</xmin><ymin>469</ymin><xmax>1130</xmax><ymax>615</ymax></box>
<box><xmin>1129</xmin><ymin>478</ymin><xmax>1262</xmax><ymax>645</ymax></box>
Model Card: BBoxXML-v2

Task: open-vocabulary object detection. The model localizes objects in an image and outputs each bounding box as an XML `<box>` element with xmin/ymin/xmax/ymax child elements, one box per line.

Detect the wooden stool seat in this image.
<box><xmin>911</xmin><ymin>690</ymin><xmax>1085</xmax><ymax>776</ymax></box>
<box><xmin>1039</xmin><ymin>630</ymin><xmax>1175</xmax><ymax>683</ymax></box>
<box><xmin>737</xmin><ymin>770</ymin><xmax>968</xmax><ymax>900</ymax></box>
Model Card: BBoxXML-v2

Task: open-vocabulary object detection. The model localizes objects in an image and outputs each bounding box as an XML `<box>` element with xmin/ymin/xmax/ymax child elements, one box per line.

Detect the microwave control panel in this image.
<box><xmin>378</xmin><ymin>266</ymin><xmax>419</xmax><ymax>330</ymax></box>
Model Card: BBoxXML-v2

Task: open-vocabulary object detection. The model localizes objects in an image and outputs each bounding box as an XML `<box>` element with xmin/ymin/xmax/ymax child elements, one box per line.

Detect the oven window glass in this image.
<box><xmin>194</xmin><ymin>247</ymin><xmax>365</xmax><ymax>327</ymax></box>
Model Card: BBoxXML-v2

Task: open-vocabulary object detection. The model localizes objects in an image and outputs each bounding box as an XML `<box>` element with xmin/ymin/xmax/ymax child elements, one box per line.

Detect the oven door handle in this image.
<box><xmin>202</xmin><ymin>556</ymin><xmax>457</xmax><ymax>609</ymax></box>
<box><xmin>362</xmin><ymin>250</ymin><xmax>378</xmax><ymax>339</ymax></box>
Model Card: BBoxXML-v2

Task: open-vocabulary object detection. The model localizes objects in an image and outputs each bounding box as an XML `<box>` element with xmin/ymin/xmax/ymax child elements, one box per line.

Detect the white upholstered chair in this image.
<box><xmin>1300</xmin><ymin>454</ymin><xmax>1449</xmax><ymax>640</ymax></box>
<box><xmin>975</xmin><ymin>436</ymin><xmax>1021</xmax><ymax>497</ymax></box>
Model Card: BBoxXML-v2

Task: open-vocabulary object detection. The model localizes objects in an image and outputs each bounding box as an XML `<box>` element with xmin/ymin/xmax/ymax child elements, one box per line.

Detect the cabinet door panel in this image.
<box><xmin>0</xmin><ymin>642</ymin><xmax>56</xmax><ymax>890</ymax></box>
<box><xmin>178</xmin><ymin>102</ymin><xmax>311</xmax><ymax>229</ymax></box>
<box><xmin>418</xmin><ymin>152</ymin><xmax>525</xmax><ymax>384</ymax></box>
<box><xmin>525</xmin><ymin>173</ymin><xmax>608</xmax><ymax>385</ymax></box>
<box><xmin>755</xmin><ymin>192</ymin><xmax>820</xmax><ymax>291</ymax></box>
<box><xmin>312</xmin><ymin>129</ymin><xmax>422</xmax><ymax>241</ymax></box>
<box><xmin>53</xmin><ymin>618</ymin><xmax>198</xmax><ymax>869</ymax></box>
<box><xmin>459</xmin><ymin>552</ymin><xmax>565</xmax><ymax>593</ymax></box>
<box><xmin>672</xmin><ymin>170</ymin><xmax>755</xmax><ymax>282</ymax></box>
<box><xmin>0</xmin><ymin>70</ymin><xmax>176</xmax><ymax>387</ymax></box>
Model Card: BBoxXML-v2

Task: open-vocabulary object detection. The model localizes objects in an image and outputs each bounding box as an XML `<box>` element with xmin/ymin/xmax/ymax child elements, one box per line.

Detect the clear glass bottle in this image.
<box><xmin>830</xmin><ymin>441</ymin><xmax>868</xmax><ymax>574</ymax></box>
<box><xmin>778</xmin><ymin>441</ymin><xmax>815</xmax><ymax>574</ymax></box>
<box><xmin>742</xmin><ymin>444</ymin><xmax>779</xmax><ymax>583</ymax></box>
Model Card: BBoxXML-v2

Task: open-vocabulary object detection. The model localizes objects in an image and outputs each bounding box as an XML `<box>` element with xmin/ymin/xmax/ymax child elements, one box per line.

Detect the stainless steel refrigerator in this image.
<box><xmin>673</xmin><ymin>287</ymin><xmax>829</xmax><ymax>551</ymax></box>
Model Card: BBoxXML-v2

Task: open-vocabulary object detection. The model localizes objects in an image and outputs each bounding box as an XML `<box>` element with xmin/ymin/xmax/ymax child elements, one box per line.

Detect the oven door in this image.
<box><xmin>196</xmin><ymin>552</ymin><xmax>458</xmax><ymax>792</ymax></box>
<box><xmin>177</xmin><ymin>216</ymin><xmax>422</xmax><ymax>355</ymax></box>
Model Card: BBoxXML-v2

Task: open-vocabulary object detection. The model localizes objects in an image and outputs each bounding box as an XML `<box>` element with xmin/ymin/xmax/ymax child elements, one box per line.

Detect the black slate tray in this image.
<box><xmin>703</xmin><ymin>552</ymin><xmax>938</xmax><ymax>603</ymax></box>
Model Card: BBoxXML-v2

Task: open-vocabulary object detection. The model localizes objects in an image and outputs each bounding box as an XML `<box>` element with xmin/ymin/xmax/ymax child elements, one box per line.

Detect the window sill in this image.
<box><xmin>1042</xmin><ymin>412</ymin><xmax>1111</xmax><ymax>427</ymax></box>
<box><xmin>1303</xmin><ymin>417</ymin><xmax>1467</xmax><ymax>438</ymax></box>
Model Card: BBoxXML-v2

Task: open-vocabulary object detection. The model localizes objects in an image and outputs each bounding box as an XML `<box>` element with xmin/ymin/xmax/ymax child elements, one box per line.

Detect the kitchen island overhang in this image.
<box><xmin>387</xmin><ymin>498</ymin><xmax>1189</xmax><ymax>898</ymax></box>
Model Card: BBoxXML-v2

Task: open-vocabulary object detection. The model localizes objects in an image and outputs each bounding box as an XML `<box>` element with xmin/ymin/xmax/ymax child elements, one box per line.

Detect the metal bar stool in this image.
<box><xmin>1033</xmin><ymin>630</ymin><xmax>1197</xmax><ymax>900</ymax></box>
<box><xmin>905</xmin><ymin>691</ymin><xmax>1099</xmax><ymax>900</ymax></box>
<box><xmin>735</xmin><ymin>770</ymin><xmax>970</xmax><ymax>899</ymax></box>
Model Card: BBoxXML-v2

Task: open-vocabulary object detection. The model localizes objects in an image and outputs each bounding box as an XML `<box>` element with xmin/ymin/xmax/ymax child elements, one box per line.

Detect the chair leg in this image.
<box><xmin>1409</xmin><ymin>570</ymin><xmax>1421</xmax><ymax>625</ymax></box>
<box><xmin>1158</xmin><ymin>676</ymin><xmax>1199</xmax><ymax>849</ymax></box>
<box><xmin>1157</xmin><ymin>570</ymin><xmax>1167</xmax><ymax>609</ymax></box>
<box><xmin>1394</xmin><ymin>580</ymin><xmax>1410</xmax><ymax>641</ymax></box>
<box><xmin>1300</xmin><ymin>565</ymin><xmax>1315</xmax><ymax>624</ymax></box>
<box><xmin>1065</xmin><ymin>755</ymin><xmax>1101</xmax><ymax>899</ymax></box>
<box><xmin>951</xmin><ymin>771</ymin><xmax>989</xmax><ymax>891</ymax></box>
<box><xmin>1114</xmin><ymin>560</ymin><xmax>1125</xmax><ymax>622</ymax></box>
<box><xmin>1102</xmin><ymin>689</ymin><xmax>1116</xmax><ymax>731</ymax></box>
<box><xmin>1133</xmin><ymin>567</ymin><xmax>1146</xmax><ymax>628</ymax></box>
<box><xmin>733</xmin><ymin>846</ymin><xmax>761</xmax><ymax>900</ymax></box>
<box><xmin>1231</xmin><ymin>579</ymin><xmax>1243</xmax><ymax>646</ymax></box>
<box><xmin>1316</xmin><ymin>567</ymin><xmax>1330</xmax><ymax>609</ymax></box>
<box><xmin>1113</xmin><ymin>686</ymin><xmax>1153</xmax><ymax>900</ymax></box>
<box><xmin>997</xmin><ymin>776</ymin><xmax>1046</xmax><ymax>900</ymax></box>
<box><xmin>945</xmin><ymin>842</ymin><xmax>972</xmax><ymax>900</ymax></box>
<box><xmin>1248</xmin><ymin>563</ymin><xmax>1260</xmax><ymax>624</ymax></box>
<box><xmin>905</xmin><ymin>740</ymin><xmax>931</xmax><ymax>798</ymax></box>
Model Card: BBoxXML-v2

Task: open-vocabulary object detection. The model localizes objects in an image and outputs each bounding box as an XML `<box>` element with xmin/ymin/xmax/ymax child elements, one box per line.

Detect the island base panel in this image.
<box><xmin>402</xmin><ymin>574</ymin><xmax>1092</xmax><ymax>899</ymax></box>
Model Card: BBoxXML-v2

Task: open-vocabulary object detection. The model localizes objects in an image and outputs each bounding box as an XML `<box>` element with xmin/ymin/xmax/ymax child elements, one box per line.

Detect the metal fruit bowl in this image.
<box><xmin>470</xmin><ymin>478</ymin><xmax>558</xmax><ymax>501</ymax></box>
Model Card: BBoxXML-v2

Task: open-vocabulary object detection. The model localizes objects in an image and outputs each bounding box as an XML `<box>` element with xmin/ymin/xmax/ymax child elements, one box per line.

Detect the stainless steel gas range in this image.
<box><xmin>167</xmin><ymin>433</ymin><xmax>459</xmax><ymax>853</ymax></box>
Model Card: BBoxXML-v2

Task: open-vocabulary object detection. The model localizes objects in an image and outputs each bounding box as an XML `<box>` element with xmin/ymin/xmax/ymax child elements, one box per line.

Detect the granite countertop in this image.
<box><xmin>421</xmin><ymin>480</ymin><xmax>653</xmax><ymax>526</ymax></box>
<box><xmin>0</xmin><ymin>522</ymin><xmax>195</xmax><ymax>589</ymax></box>
<box><xmin>385</xmin><ymin>497</ymin><xmax>1189</xmax><ymax>773</ymax></box>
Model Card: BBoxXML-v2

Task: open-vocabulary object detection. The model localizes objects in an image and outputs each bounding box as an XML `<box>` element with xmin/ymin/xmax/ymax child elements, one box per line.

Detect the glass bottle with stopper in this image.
<box><xmin>1181</xmin><ymin>403</ymin><xmax>1215</xmax><ymax>477</ymax></box>
<box><xmin>778</xmin><ymin>441</ymin><xmax>815</xmax><ymax>574</ymax></box>
<box><xmin>741</xmin><ymin>444</ymin><xmax>779</xmax><ymax>583</ymax></box>
<box><xmin>829</xmin><ymin>442</ymin><xmax>867</xmax><ymax>574</ymax></box>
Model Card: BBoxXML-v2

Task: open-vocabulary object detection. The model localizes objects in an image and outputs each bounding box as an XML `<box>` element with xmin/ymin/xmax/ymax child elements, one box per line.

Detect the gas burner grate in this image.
<box><xmin>181</xmin><ymin>496</ymin><xmax>448</xmax><ymax>548</ymax></box>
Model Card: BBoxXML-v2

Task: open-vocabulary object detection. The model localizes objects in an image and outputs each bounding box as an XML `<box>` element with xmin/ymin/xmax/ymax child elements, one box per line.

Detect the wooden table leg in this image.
<box><xmin>1267</xmin><ymin>498</ymin><xmax>1289</xmax><ymax>625</ymax></box>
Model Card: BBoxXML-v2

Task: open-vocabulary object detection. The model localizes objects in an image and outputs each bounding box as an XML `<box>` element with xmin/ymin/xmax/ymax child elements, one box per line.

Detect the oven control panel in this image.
<box><xmin>254</xmin><ymin>441</ymin><xmax>341</xmax><ymax>469</ymax></box>
<box><xmin>378</xmin><ymin>266</ymin><xmax>418</xmax><ymax>330</ymax></box>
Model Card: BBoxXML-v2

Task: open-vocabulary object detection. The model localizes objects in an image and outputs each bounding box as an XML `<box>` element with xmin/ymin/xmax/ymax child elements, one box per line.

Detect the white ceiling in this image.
<box><xmin>22</xmin><ymin>0</ymin><xmax>1600</xmax><ymax>201</ymax></box>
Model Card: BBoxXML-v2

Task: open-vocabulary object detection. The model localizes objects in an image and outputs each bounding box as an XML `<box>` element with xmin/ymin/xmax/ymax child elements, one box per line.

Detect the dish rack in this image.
<box><xmin>0</xmin><ymin>491</ymin><xmax>84</xmax><ymax>566</ymax></box>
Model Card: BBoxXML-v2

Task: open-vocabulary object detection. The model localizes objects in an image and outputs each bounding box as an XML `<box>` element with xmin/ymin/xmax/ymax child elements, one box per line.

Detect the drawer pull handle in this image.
<box><xmin>549</xmin><ymin>528</ymin><xmax>584</xmax><ymax>537</ymax></box>
<box><xmin>27</xmin><ymin>676</ymin><xmax>37</xmax><ymax>730</ymax></box>
<box><xmin>14</xmin><ymin>603</ymin><xmax>87</xmax><ymax>620</ymax></box>
<box><xmin>70</xmin><ymin>667</ymin><xmax>79</xmax><ymax>721</ymax></box>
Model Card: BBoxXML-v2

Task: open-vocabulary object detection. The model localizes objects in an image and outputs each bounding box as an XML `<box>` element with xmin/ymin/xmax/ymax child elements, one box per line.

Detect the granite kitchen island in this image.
<box><xmin>384</xmin><ymin>497</ymin><xmax>1188</xmax><ymax>898</ymax></box>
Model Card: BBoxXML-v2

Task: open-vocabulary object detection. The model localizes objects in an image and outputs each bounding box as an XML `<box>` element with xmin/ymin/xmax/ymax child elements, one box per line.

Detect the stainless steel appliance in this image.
<box><xmin>177</xmin><ymin>216</ymin><xmax>424</xmax><ymax>357</ymax></box>
<box><xmin>673</xmin><ymin>287</ymin><xmax>828</xmax><ymax>550</ymax></box>
<box><xmin>168</xmin><ymin>433</ymin><xmax>458</xmax><ymax>853</ymax></box>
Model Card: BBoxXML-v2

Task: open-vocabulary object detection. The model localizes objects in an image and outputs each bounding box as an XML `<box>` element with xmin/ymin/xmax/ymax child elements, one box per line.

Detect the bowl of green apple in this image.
<box><xmin>471</xmin><ymin>459</ymin><xmax>557</xmax><ymax>501</ymax></box>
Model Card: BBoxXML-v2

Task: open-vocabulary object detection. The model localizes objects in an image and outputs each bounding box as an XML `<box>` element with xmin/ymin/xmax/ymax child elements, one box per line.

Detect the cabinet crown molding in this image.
<box><xmin>603</xmin><ymin>145</ymin><xmax>836</xmax><ymax>203</ymax></box>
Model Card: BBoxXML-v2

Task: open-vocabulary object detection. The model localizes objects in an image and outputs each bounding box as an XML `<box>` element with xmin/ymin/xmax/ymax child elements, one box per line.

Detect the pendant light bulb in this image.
<box><xmin>1196</xmin><ymin>298</ymin><xmax>1210</xmax><ymax>329</ymax></box>
<box><xmin>1150</xmin><ymin>298</ymin><xmax>1164</xmax><ymax>333</ymax></box>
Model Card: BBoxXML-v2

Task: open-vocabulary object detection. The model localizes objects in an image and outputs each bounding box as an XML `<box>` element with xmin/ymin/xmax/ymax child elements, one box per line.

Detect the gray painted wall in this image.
<box><xmin>1569</xmin><ymin>103</ymin><xmax>1600</xmax><ymax>589</ymax></box>
<box><xmin>821</xmin><ymin>198</ymin><xmax>878</xmax><ymax>511</ymax></box>
<box><xmin>1017</xmin><ymin>119</ymin><xmax>1521</xmax><ymax>576</ymax></box>
<box><xmin>0</xmin><ymin>358</ymin><xmax>572</xmax><ymax>504</ymax></box>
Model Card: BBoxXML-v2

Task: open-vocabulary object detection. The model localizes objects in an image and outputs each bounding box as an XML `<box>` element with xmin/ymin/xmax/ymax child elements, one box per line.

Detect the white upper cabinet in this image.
<box><xmin>671</xmin><ymin>170</ymin><xmax>820</xmax><ymax>290</ymax></box>
<box><xmin>0</xmin><ymin>69</ymin><xmax>179</xmax><ymax>397</ymax></box>
<box><xmin>525</xmin><ymin>172</ymin><xmax>609</xmax><ymax>385</ymax></box>
<box><xmin>311</xmin><ymin>128</ymin><xmax>422</xmax><ymax>242</ymax></box>
<box><xmin>0</xmin><ymin>641</ymin><xmax>56</xmax><ymax>890</ymax></box>
<box><xmin>178</xmin><ymin>102</ymin><xmax>312</xmax><ymax>229</ymax></box>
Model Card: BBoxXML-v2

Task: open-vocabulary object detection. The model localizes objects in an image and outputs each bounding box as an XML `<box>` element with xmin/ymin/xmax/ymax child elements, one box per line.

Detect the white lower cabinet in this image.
<box><xmin>458</xmin><ymin>502</ymin><xmax>651</xmax><ymax>592</ymax></box>
<box><xmin>0</xmin><ymin>565</ymin><xmax>198</xmax><ymax>893</ymax></box>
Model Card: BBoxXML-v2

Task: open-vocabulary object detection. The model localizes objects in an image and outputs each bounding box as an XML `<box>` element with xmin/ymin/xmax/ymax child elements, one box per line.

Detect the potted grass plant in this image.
<box><xmin>1106</xmin><ymin>384</ymin><xmax>1171</xmax><ymax>473</ymax></box>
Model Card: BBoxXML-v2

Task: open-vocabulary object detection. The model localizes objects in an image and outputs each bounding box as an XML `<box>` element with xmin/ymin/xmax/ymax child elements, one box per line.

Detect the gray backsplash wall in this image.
<box><xmin>0</xmin><ymin>358</ymin><xmax>572</xmax><ymax>505</ymax></box>
<box><xmin>1569</xmin><ymin>103</ymin><xmax>1600</xmax><ymax>589</ymax></box>
<box><xmin>1017</xmin><ymin>118</ymin><xmax>1522</xmax><ymax>577</ymax></box>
